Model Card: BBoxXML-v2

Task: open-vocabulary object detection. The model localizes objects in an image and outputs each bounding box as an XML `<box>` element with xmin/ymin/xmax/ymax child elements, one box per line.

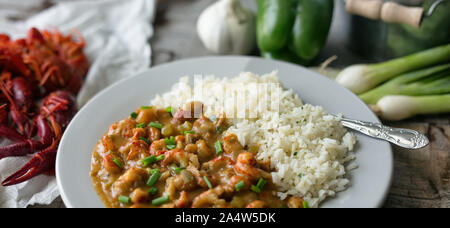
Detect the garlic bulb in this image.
<box><xmin>197</xmin><ymin>0</ymin><xmax>255</xmax><ymax>55</ymax></box>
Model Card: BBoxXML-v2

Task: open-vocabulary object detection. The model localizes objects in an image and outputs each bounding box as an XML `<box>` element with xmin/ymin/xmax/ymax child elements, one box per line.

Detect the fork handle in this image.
<box><xmin>340</xmin><ymin>117</ymin><xmax>429</xmax><ymax>149</ymax></box>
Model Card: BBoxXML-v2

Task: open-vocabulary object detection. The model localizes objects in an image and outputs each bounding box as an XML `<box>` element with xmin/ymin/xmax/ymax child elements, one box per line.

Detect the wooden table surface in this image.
<box><xmin>1</xmin><ymin>0</ymin><xmax>448</xmax><ymax>208</ymax></box>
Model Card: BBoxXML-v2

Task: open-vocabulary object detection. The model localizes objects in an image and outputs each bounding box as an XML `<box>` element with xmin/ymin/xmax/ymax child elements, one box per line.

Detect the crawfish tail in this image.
<box><xmin>0</xmin><ymin>79</ymin><xmax>35</xmax><ymax>138</ymax></box>
<box><xmin>41</xmin><ymin>90</ymin><xmax>77</xmax><ymax>130</ymax></box>
<box><xmin>10</xmin><ymin>77</ymin><xmax>35</xmax><ymax>111</ymax></box>
<box><xmin>9</xmin><ymin>107</ymin><xmax>34</xmax><ymax>138</ymax></box>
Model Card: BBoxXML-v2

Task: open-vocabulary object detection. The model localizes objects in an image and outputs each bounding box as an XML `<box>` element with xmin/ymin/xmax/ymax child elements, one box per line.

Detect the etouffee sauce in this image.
<box><xmin>90</xmin><ymin>102</ymin><xmax>306</xmax><ymax>208</ymax></box>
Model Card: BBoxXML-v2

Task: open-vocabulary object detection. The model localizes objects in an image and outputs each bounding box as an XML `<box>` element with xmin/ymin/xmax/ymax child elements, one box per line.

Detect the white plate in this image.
<box><xmin>56</xmin><ymin>56</ymin><xmax>393</xmax><ymax>208</ymax></box>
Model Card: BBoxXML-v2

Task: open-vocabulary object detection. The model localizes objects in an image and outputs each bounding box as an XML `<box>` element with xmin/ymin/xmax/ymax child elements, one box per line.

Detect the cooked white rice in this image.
<box><xmin>151</xmin><ymin>71</ymin><xmax>357</xmax><ymax>208</ymax></box>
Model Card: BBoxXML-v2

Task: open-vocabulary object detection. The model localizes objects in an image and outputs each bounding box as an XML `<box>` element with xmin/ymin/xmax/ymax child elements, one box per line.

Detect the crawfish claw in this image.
<box><xmin>0</xmin><ymin>140</ymin><xmax>42</xmax><ymax>160</ymax></box>
<box><xmin>1</xmin><ymin>141</ymin><xmax>57</xmax><ymax>186</ymax></box>
<box><xmin>0</xmin><ymin>115</ymin><xmax>52</xmax><ymax>160</ymax></box>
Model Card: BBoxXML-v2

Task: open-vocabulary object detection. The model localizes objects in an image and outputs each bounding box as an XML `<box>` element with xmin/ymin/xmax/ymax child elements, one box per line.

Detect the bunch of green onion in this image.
<box><xmin>336</xmin><ymin>43</ymin><xmax>450</xmax><ymax>120</ymax></box>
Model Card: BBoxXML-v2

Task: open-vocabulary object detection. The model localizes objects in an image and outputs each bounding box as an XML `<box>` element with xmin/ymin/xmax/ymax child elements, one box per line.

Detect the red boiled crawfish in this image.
<box><xmin>0</xmin><ymin>27</ymin><xmax>89</xmax><ymax>186</ymax></box>
<box><xmin>16</xmin><ymin>27</ymin><xmax>88</xmax><ymax>94</ymax></box>
<box><xmin>1</xmin><ymin>91</ymin><xmax>77</xmax><ymax>186</ymax></box>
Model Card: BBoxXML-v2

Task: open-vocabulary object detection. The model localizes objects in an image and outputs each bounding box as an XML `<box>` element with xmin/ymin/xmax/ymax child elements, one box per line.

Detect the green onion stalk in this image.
<box><xmin>373</xmin><ymin>94</ymin><xmax>450</xmax><ymax>121</ymax></box>
<box><xmin>360</xmin><ymin>63</ymin><xmax>450</xmax><ymax>104</ymax></box>
<box><xmin>336</xmin><ymin>43</ymin><xmax>450</xmax><ymax>94</ymax></box>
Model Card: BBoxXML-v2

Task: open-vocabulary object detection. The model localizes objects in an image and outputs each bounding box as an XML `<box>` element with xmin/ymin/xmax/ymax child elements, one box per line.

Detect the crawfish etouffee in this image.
<box><xmin>91</xmin><ymin>72</ymin><xmax>357</xmax><ymax>208</ymax></box>
<box><xmin>91</xmin><ymin>102</ymin><xmax>305</xmax><ymax>208</ymax></box>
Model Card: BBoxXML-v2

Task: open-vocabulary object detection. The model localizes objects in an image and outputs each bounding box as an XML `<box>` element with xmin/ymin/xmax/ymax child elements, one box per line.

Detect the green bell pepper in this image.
<box><xmin>256</xmin><ymin>0</ymin><xmax>334</xmax><ymax>65</ymax></box>
<box><xmin>261</xmin><ymin>49</ymin><xmax>309</xmax><ymax>65</ymax></box>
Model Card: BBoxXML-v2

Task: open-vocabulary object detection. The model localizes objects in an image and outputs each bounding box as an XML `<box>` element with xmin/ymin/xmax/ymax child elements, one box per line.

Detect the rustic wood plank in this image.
<box><xmin>151</xmin><ymin>0</ymin><xmax>216</xmax><ymax>65</ymax></box>
<box><xmin>384</xmin><ymin>123</ymin><xmax>450</xmax><ymax>208</ymax></box>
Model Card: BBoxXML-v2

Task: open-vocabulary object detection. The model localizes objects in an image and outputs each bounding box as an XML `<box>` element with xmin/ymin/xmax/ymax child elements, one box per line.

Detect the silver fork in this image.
<box><xmin>338</xmin><ymin>116</ymin><xmax>429</xmax><ymax>149</ymax></box>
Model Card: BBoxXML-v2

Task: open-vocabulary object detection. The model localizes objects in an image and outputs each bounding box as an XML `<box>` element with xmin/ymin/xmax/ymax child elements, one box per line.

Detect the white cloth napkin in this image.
<box><xmin>0</xmin><ymin>0</ymin><xmax>156</xmax><ymax>207</ymax></box>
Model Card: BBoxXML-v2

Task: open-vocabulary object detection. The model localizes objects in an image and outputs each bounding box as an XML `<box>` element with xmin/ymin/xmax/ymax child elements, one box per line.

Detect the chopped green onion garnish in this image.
<box><xmin>136</xmin><ymin>123</ymin><xmax>147</xmax><ymax>128</ymax></box>
<box><xmin>130</xmin><ymin>112</ymin><xmax>137</xmax><ymax>119</ymax></box>
<box><xmin>256</xmin><ymin>178</ymin><xmax>267</xmax><ymax>190</ymax></box>
<box><xmin>298</xmin><ymin>173</ymin><xmax>303</xmax><ymax>178</ymax></box>
<box><xmin>165</xmin><ymin>136</ymin><xmax>176</xmax><ymax>145</ymax></box>
<box><xmin>166</xmin><ymin>145</ymin><xmax>176</xmax><ymax>150</ymax></box>
<box><xmin>149</xmin><ymin>168</ymin><xmax>159</xmax><ymax>174</ymax></box>
<box><xmin>250</xmin><ymin>185</ymin><xmax>261</xmax><ymax>193</ymax></box>
<box><xmin>148</xmin><ymin>187</ymin><xmax>158</xmax><ymax>195</ymax></box>
<box><xmin>141</xmin><ymin>155</ymin><xmax>156</xmax><ymax>166</ymax></box>
<box><xmin>166</xmin><ymin>145</ymin><xmax>177</xmax><ymax>150</ymax></box>
<box><xmin>293</xmin><ymin>152</ymin><xmax>298</xmax><ymax>156</ymax></box>
<box><xmin>203</xmin><ymin>176</ymin><xmax>213</xmax><ymax>189</ymax></box>
<box><xmin>165</xmin><ymin>106</ymin><xmax>172</xmax><ymax>113</ymax></box>
<box><xmin>140</xmin><ymin>106</ymin><xmax>153</xmax><ymax>110</ymax></box>
<box><xmin>235</xmin><ymin>180</ymin><xmax>245</xmax><ymax>191</ymax></box>
<box><xmin>152</xmin><ymin>195</ymin><xmax>169</xmax><ymax>206</ymax></box>
<box><xmin>148</xmin><ymin>122</ymin><xmax>163</xmax><ymax>129</ymax></box>
<box><xmin>112</xmin><ymin>158</ymin><xmax>123</xmax><ymax>168</ymax></box>
<box><xmin>139</xmin><ymin>136</ymin><xmax>151</xmax><ymax>145</ymax></box>
<box><xmin>175</xmin><ymin>167</ymin><xmax>185</xmax><ymax>173</ymax></box>
<box><xmin>146</xmin><ymin>169</ymin><xmax>161</xmax><ymax>187</ymax></box>
<box><xmin>184</xmin><ymin>130</ymin><xmax>195</xmax><ymax>135</ymax></box>
<box><xmin>303</xmin><ymin>200</ymin><xmax>309</xmax><ymax>208</ymax></box>
<box><xmin>215</xmin><ymin>141</ymin><xmax>223</xmax><ymax>155</ymax></box>
<box><xmin>156</xmin><ymin>154</ymin><xmax>165</xmax><ymax>161</ymax></box>
<box><xmin>118</xmin><ymin>195</ymin><xmax>131</xmax><ymax>204</ymax></box>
